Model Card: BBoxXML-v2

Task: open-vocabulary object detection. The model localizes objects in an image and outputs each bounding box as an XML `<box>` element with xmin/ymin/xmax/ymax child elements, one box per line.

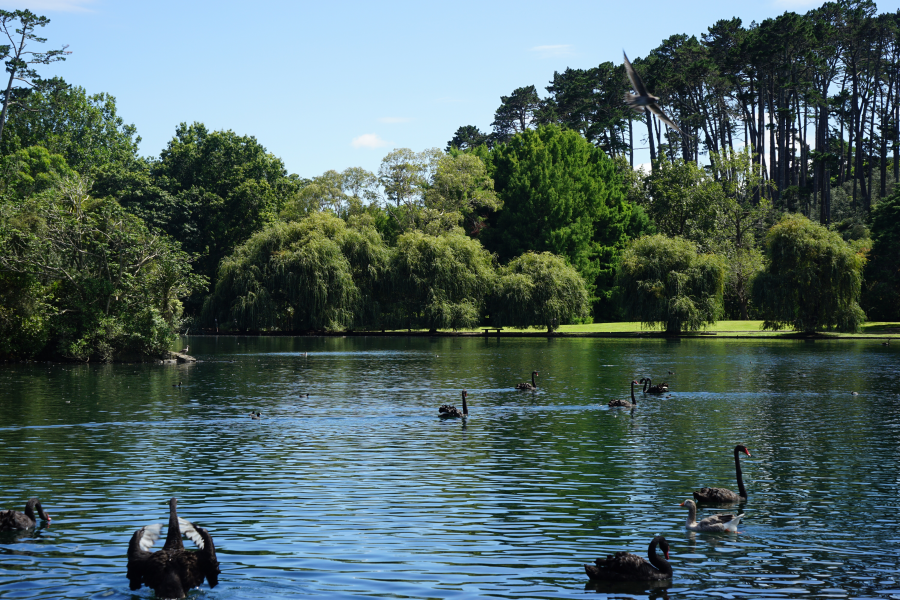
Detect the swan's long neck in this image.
<box><xmin>531</xmin><ymin>372</ymin><xmax>536</xmax><ymax>387</ymax></box>
<box><xmin>648</xmin><ymin>538</ymin><xmax>672</xmax><ymax>575</ymax></box>
<box><xmin>734</xmin><ymin>447</ymin><xmax>748</xmax><ymax>498</ymax></box>
<box><xmin>22</xmin><ymin>499</ymin><xmax>37</xmax><ymax>522</ymax></box>
<box><xmin>644</xmin><ymin>377</ymin><xmax>651</xmax><ymax>392</ymax></box>
<box><xmin>163</xmin><ymin>497</ymin><xmax>184</xmax><ymax>551</ymax></box>
<box><xmin>631</xmin><ymin>381</ymin><xmax>637</xmax><ymax>404</ymax></box>
<box><xmin>462</xmin><ymin>391</ymin><xmax>468</xmax><ymax>416</ymax></box>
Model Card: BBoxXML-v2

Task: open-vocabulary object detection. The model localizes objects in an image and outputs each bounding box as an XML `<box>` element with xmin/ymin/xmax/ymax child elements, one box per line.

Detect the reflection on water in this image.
<box><xmin>0</xmin><ymin>336</ymin><xmax>898</xmax><ymax>599</ymax></box>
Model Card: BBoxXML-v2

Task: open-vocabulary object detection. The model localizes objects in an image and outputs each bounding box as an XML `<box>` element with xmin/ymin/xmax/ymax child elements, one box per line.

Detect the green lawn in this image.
<box><xmin>373</xmin><ymin>321</ymin><xmax>898</xmax><ymax>337</ymax></box>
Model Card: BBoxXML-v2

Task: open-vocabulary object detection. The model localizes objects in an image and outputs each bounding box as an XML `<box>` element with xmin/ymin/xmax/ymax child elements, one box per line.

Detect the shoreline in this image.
<box><xmin>183</xmin><ymin>329</ymin><xmax>897</xmax><ymax>341</ymax></box>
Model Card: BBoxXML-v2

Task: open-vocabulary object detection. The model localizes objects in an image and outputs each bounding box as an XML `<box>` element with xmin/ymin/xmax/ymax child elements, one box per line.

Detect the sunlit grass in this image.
<box><xmin>376</xmin><ymin>320</ymin><xmax>899</xmax><ymax>337</ymax></box>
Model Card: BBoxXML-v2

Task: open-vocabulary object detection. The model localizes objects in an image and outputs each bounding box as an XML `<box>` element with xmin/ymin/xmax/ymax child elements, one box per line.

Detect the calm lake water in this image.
<box><xmin>1</xmin><ymin>335</ymin><xmax>899</xmax><ymax>600</ymax></box>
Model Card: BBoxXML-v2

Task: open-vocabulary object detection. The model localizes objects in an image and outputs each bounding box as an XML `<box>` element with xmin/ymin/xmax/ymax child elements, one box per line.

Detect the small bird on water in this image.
<box><xmin>623</xmin><ymin>51</ymin><xmax>686</xmax><ymax>136</ymax></box>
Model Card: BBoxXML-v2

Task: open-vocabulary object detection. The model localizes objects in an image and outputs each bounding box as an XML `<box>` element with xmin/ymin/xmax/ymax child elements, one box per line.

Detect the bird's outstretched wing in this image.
<box><xmin>648</xmin><ymin>103</ymin><xmax>687</xmax><ymax>136</ymax></box>
<box><xmin>623</xmin><ymin>51</ymin><xmax>649</xmax><ymax>97</ymax></box>
<box><xmin>136</xmin><ymin>523</ymin><xmax>163</xmax><ymax>552</ymax></box>
<box><xmin>178</xmin><ymin>517</ymin><xmax>206</xmax><ymax>549</ymax></box>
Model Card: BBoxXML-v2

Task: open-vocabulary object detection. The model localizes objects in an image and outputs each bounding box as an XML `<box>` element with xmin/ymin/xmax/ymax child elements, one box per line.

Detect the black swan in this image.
<box><xmin>609</xmin><ymin>380</ymin><xmax>639</xmax><ymax>408</ymax></box>
<box><xmin>640</xmin><ymin>377</ymin><xmax>669</xmax><ymax>394</ymax></box>
<box><xmin>693</xmin><ymin>445</ymin><xmax>750</xmax><ymax>503</ymax></box>
<box><xmin>0</xmin><ymin>498</ymin><xmax>51</xmax><ymax>530</ymax></box>
<box><xmin>584</xmin><ymin>536</ymin><xmax>672</xmax><ymax>581</ymax></box>
<box><xmin>439</xmin><ymin>390</ymin><xmax>468</xmax><ymax>419</ymax></box>
<box><xmin>515</xmin><ymin>371</ymin><xmax>538</xmax><ymax>390</ymax></box>
<box><xmin>680</xmin><ymin>499</ymin><xmax>742</xmax><ymax>532</ymax></box>
<box><xmin>126</xmin><ymin>497</ymin><xmax>220</xmax><ymax>598</ymax></box>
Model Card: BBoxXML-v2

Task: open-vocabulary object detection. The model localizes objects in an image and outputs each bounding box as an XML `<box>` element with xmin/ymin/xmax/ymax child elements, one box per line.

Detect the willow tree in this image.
<box><xmin>387</xmin><ymin>230</ymin><xmax>495</xmax><ymax>332</ymax></box>
<box><xmin>203</xmin><ymin>212</ymin><xmax>389</xmax><ymax>332</ymax></box>
<box><xmin>489</xmin><ymin>252</ymin><xmax>589</xmax><ymax>332</ymax></box>
<box><xmin>616</xmin><ymin>235</ymin><xmax>726</xmax><ymax>333</ymax></box>
<box><xmin>753</xmin><ymin>214</ymin><xmax>866</xmax><ymax>332</ymax></box>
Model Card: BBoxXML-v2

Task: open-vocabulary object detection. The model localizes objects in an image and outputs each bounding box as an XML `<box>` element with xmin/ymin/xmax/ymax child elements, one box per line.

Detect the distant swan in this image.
<box><xmin>680</xmin><ymin>499</ymin><xmax>742</xmax><ymax>532</ymax></box>
<box><xmin>584</xmin><ymin>536</ymin><xmax>672</xmax><ymax>581</ymax></box>
<box><xmin>609</xmin><ymin>380</ymin><xmax>639</xmax><ymax>408</ymax></box>
<box><xmin>693</xmin><ymin>445</ymin><xmax>750</xmax><ymax>503</ymax></box>
<box><xmin>126</xmin><ymin>497</ymin><xmax>220</xmax><ymax>598</ymax></box>
<box><xmin>249</xmin><ymin>412</ymin><xmax>261</xmax><ymax>419</ymax></box>
<box><xmin>515</xmin><ymin>371</ymin><xmax>538</xmax><ymax>391</ymax></box>
<box><xmin>0</xmin><ymin>498</ymin><xmax>51</xmax><ymax>530</ymax></box>
<box><xmin>640</xmin><ymin>377</ymin><xmax>668</xmax><ymax>394</ymax></box>
<box><xmin>439</xmin><ymin>390</ymin><xmax>468</xmax><ymax>419</ymax></box>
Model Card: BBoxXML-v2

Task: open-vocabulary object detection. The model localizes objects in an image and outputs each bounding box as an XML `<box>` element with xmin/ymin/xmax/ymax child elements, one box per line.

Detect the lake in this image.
<box><xmin>1</xmin><ymin>335</ymin><xmax>898</xmax><ymax>599</ymax></box>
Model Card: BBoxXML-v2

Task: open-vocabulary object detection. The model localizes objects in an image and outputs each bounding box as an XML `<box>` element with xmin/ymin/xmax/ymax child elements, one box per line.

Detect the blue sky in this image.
<box><xmin>4</xmin><ymin>0</ymin><xmax>900</xmax><ymax>178</ymax></box>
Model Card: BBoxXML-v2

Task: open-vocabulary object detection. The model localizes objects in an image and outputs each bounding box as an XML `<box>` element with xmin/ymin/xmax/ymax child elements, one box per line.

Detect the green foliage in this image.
<box><xmin>0</xmin><ymin>269</ymin><xmax>52</xmax><ymax>358</ymax></box>
<box><xmin>0</xmin><ymin>80</ymin><xmax>140</xmax><ymax>177</ymax></box>
<box><xmin>0</xmin><ymin>179</ymin><xmax>205</xmax><ymax>361</ymax></box>
<box><xmin>149</xmin><ymin>122</ymin><xmax>299</xmax><ymax>287</ymax></box>
<box><xmin>616</xmin><ymin>234</ymin><xmax>726</xmax><ymax>333</ymax></box>
<box><xmin>642</xmin><ymin>158</ymin><xmax>724</xmax><ymax>250</ymax></box>
<box><xmin>491</xmin><ymin>85</ymin><xmax>541</xmax><ymax>143</ymax></box>
<box><xmin>446</xmin><ymin>125</ymin><xmax>491</xmax><ymax>151</ymax></box>
<box><xmin>482</xmin><ymin>124</ymin><xmax>633</xmax><ymax>297</ymax></box>
<box><xmin>377</xmin><ymin>147</ymin><xmax>442</xmax><ymax>231</ymax></box>
<box><xmin>753</xmin><ymin>214</ymin><xmax>866</xmax><ymax>332</ymax></box>
<box><xmin>387</xmin><ymin>230</ymin><xmax>495</xmax><ymax>332</ymax></box>
<box><xmin>0</xmin><ymin>145</ymin><xmax>75</xmax><ymax>199</ymax></box>
<box><xmin>423</xmin><ymin>153</ymin><xmax>501</xmax><ymax>235</ymax></box>
<box><xmin>203</xmin><ymin>212</ymin><xmax>390</xmax><ymax>332</ymax></box>
<box><xmin>280</xmin><ymin>167</ymin><xmax>379</xmax><ymax>222</ymax></box>
<box><xmin>863</xmin><ymin>188</ymin><xmax>900</xmax><ymax>319</ymax></box>
<box><xmin>489</xmin><ymin>252</ymin><xmax>589</xmax><ymax>331</ymax></box>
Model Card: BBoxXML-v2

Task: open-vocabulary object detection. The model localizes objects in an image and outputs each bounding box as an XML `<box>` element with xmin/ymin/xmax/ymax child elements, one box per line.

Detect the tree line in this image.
<box><xmin>0</xmin><ymin>6</ymin><xmax>898</xmax><ymax>362</ymax></box>
<box><xmin>449</xmin><ymin>0</ymin><xmax>900</xmax><ymax>226</ymax></box>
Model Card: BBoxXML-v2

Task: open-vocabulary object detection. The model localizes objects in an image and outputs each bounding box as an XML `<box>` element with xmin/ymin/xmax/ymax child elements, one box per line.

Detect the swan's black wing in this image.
<box><xmin>126</xmin><ymin>524</ymin><xmax>162</xmax><ymax>590</ymax></box>
<box><xmin>693</xmin><ymin>487</ymin><xmax>741</xmax><ymax>503</ymax></box>
<box><xmin>585</xmin><ymin>551</ymin><xmax>667</xmax><ymax>581</ymax></box>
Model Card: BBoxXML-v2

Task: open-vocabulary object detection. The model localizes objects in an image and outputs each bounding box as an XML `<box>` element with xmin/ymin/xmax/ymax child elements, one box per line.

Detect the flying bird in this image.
<box><xmin>623</xmin><ymin>51</ymin><xmax>686</xmax><ymax>136</ymax></box>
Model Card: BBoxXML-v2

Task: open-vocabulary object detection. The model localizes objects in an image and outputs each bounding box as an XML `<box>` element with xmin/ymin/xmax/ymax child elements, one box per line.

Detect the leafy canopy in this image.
<box><xmin>616</xmin><ymin>234</ymin><xmax>726</xmax><ymax>333</ymax></box>
<box><xmin>203</xmin><ymin>212</ymin><xmax>389</xmax><ymax>332</ymax></box>
<box><xmin>753</xmin><ymin>214</ymin><xmax>866</xmax><ymax>332</ymax></box>
<box><xmin>482</xmin><ymin>124</ymin><xmax>633</xmax><ymax>296</ymax></box>
<box><xmin>489</xmin><ymin>252</ymin><xmax>589</xmax><ymax>331</ymax></box>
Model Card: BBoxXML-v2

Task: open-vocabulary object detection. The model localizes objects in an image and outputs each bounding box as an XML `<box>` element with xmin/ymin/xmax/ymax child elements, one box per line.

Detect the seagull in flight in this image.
<box><xmin>623</xmin><ymin>51</ymin><xmax>686</xmax><ymax>136</ymax></box>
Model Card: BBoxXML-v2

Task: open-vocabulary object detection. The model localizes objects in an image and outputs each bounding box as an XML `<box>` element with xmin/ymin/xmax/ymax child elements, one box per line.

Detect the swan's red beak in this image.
<box><xmin>745</xmin><ymin>449</ymin><xmax>751</xmax><ymax>456</ymax></box>
<box><xmin>664</xmin><ymin>550</ymin><xmax>669</xmax><ymax>559</ymax></box>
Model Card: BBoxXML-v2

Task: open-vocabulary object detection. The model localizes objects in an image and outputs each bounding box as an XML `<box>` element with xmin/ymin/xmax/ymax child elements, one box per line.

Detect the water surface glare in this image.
<box><xmin>1</xmin><ymin>336</ymin><xmax>899</xmax><ymax>599</ymax></box>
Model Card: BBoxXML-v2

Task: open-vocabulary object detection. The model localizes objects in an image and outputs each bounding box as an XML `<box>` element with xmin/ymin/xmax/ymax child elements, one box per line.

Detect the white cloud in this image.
<box><xmin>1</xmin><ymin>0</ymin><xmax>97</xmax><ymax>11</ymax></box>
<box><xmin>351</xmin><ymin>133</ymin><xmax>389</xmax><ymax>149</ymax></box>
<box><xmin>530</xmin><ymin>44</ymin><xmax>575</xmax><ymax>59</ymax></box>
<box><xmin>378</xmin><ymin>117</ymin><xmax>413</xmax><ymax>124</ymax></box>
